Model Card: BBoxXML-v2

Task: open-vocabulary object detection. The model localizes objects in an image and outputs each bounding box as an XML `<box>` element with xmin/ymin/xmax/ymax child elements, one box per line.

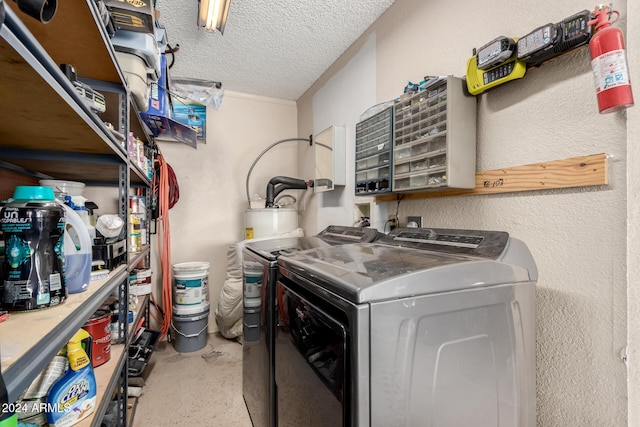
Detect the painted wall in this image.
<box><xmin>299</xmin><ymin>35</ymin><xmax>378</xmax><ymax>232</ymax></box>
<box><xmin>297</xmin><ymin>0</ymin><xmax>633</xmax><ymax>425</ymax></box>
<box><xmin>625</xmin><ymin>1</ymin><xmax>640</xmax><ymax>424</ymax></box>
<box><xmin>298</xmin><ymin>34</ymin><xmax>391</xmax><ymax>233</ymax></box>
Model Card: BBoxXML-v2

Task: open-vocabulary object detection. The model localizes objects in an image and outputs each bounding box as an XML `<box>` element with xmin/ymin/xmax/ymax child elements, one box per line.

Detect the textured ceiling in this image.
<box><xmin>155</xmin><ymin>0</ymin><xmax>395</xmax><ymax>101</ymax></box>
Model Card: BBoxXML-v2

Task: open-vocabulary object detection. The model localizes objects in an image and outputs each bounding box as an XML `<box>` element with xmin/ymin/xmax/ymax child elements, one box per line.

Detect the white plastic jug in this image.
<box><xmin>74</xmin><ymin>206</ymin><xmax>96</xmax><ymax>242</ymax></box>
<box><xmin>60</xmin><ymin>203</ymin><xmax>92</xmax><ymax>294</ymax></box>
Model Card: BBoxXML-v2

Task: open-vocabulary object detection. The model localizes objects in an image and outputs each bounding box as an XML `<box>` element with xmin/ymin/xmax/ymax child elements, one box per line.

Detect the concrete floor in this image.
<box><xmin>132</xmin><ymin>333</ymin><xmax>252</xmax><ymax>426</ymax></box>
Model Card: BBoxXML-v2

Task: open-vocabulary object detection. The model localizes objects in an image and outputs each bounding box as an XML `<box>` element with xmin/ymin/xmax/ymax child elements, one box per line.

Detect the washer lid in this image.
<box><xmin>245</xmin><ymin>236</ymin><xmax>330</xmax><ymax>261</ymax></box>
<box><xmin>244</xmin><ymin>225</ymin><xmax>381</xmax><ymax>261</ymax></box>
<box><xmin>277</xmin><ymin>240</ymin><xmax>536</xmax><ymax>303</ymax></box>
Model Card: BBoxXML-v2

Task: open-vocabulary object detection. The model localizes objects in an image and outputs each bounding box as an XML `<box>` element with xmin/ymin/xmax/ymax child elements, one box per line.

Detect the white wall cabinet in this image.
<box><xmin>314</xmin><ymin>125</ymin><xmax>346</xmax><ymax>192</ymax></box>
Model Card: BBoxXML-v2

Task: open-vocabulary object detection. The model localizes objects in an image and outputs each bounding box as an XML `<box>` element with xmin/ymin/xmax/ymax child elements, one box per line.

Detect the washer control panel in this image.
<box><xmin>380</xmin><ymin>227</ymin><xmax>510</xmax><ymax>258</ymax></box>
<box><xmin>317</xmin><ymin>225</ymin><xmax>380</xmax><ymax>244</ymax></box>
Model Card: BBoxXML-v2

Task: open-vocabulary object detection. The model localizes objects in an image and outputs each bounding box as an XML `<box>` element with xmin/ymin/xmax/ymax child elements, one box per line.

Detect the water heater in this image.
<box><xmin>244</xmin><ymin>208</ymin><xmax>297</xmax><ymax>240</ymax></box>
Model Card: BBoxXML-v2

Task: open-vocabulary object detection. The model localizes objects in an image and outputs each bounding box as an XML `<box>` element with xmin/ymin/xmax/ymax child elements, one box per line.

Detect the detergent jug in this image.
<box><xmin>0</xmin><ymin>186</ymin><xmax>66</xmax><ymax>310</ymax></box>
<box><xmin>60</xmin><ymin>203</ymin><xmax>92</xmax><ymax>294</ymax></box>
<box><xmin>39</xmin><ymin>181</ymin><xmax>93</xmax><ymax>294</ymax></box>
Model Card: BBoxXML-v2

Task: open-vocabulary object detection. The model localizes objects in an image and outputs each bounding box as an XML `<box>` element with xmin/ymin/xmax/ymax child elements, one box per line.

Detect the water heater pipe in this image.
<box><xmin>265</xmin><ymin>176</ymin><xmax>312</xmax><ymax>208</ymax></box>
<box><xmin>245</xmin><ymin>137</ymin><xmax>311</xmax><ymax>208</ymax></box>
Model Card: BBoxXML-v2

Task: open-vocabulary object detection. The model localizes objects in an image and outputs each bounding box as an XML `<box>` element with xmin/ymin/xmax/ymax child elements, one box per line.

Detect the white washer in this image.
<box><xmin>275</xmin><ymin>227</ymin><xmax>537</xmax><ymax>427</ymax></box>
<box><xmin>242</xmin><ymin>225</ymin><xmax>380</xmax><ymax>427</ymax></box>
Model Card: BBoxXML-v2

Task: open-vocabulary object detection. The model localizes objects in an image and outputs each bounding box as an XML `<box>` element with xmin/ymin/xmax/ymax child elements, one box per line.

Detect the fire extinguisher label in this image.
<box><xmin>591</xmin><ymin>49</ymin><xmax>631</xmax><ymax>93</ymax></box>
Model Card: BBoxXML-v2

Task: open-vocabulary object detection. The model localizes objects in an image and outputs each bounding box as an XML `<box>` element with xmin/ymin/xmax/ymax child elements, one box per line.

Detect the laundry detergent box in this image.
<box><xmin>145</xmin><ymin>54</ymin><xmax>169</xmax><ymax>118</ymax></box>
<box><xmin>140</xmin><ymin>54</ymin><xmax>198</xmax><ymax>147</ymax></box>
<box><xmin>172</xmin><ymin>101</ymin><xmax>206</xmax><ymax>140</ymax></box>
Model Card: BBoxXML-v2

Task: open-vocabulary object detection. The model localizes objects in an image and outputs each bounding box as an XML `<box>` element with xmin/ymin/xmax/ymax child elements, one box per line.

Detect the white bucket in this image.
<box><xmin>173</xmin><ymin>262</ymin><xmax>209</xmax><ymax>305</ymax></box>
<box><xmin>243</xmin><ymin>263</ymin><xmax>263</xmax><ymax>308</ymax></box>
<box><xmin>39</xmin><ymin>180</ymin><xmax>86</xmax><ymax>197</ymax></box>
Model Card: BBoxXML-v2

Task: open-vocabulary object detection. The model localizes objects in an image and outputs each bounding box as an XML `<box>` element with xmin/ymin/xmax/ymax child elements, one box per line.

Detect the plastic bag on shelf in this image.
<box><xmin>96</xmin><ymin>214</ymin><xmax>124</xmax><ymax>239</ymax></box>
<box><xmin>171</xmin><ymin>78</ymin><xmax>224</xmax><ymax>110</ymax></box>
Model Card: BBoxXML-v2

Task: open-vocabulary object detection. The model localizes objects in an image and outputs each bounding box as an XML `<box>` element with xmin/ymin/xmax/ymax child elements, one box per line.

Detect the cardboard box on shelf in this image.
<box><xmin>140</xmin><ymin>54</ymin><xmax>198</xmax><ymax>148</ymax></box>
<box><xmin>172</xmin><ymin>101</ymin><xmax>206</xmax><ymax>140</ymax></box>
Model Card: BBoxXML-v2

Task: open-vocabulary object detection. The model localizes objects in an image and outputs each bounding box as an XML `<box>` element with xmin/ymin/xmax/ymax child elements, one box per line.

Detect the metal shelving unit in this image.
<box><xmin>0</xmin><ymin>267</ymin><xmax>127</xmax><ymax>404</ymax></box>
<box><xmin>0</xmin><ymin>2</ymin><xmax>153</xmax><ymax>425</ymax></box>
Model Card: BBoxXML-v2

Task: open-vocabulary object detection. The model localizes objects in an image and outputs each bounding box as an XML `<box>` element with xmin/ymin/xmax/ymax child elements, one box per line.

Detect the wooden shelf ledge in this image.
<box><xmin>374</xmin><ymin>153</ymin><xmax>608</xmax><ymax>202</ymax></box>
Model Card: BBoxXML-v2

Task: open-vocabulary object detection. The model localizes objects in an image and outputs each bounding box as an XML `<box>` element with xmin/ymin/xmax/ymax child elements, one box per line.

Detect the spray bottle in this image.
<box><xmin>46</xmin><ymin>329</ymin><xmax>97</xmax><ymax>427</ymax></box>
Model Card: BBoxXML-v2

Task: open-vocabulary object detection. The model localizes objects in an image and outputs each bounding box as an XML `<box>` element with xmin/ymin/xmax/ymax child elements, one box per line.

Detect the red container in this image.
<box><xmin>589</xmin><ymin>7</ymin><xmax>634</xmax><ymax>114</ymax></box>
<box><xmin>83</xmin><ymin>310</ymin><xmax>112</xmax><ymax>367</ymax></box>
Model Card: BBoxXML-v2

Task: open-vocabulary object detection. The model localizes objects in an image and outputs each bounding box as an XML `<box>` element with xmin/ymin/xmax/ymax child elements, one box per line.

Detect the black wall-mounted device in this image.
<box><xmin>517</xmin><ymin>10</ymin><xmax>593</xmax><ymax>67</ymax></box>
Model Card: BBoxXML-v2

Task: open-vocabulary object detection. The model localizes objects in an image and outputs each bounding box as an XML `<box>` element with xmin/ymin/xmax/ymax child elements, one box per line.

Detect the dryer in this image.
<box><xmin>275</xmin><ymin>227</ymin><xmax>538</xmax><ymax>427</ymax></box>
<box><xmin>242</xmin><ymin>225</ymin><xmax>380</xmax><ymax>427</ymax></box>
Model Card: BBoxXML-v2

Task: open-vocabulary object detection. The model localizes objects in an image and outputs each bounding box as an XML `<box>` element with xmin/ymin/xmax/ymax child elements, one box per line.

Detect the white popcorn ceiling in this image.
<box><xmin>156</xmin><ymin>0</ymin><xmax>395</xmax><ymax>100</ymax></box>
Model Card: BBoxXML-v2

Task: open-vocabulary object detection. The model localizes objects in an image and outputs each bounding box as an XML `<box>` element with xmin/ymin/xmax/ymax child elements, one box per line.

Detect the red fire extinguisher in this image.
<box><xmin>588</xmin><ymin>4</ymin><xmax>634</xmax><ymax>114</ymax></box>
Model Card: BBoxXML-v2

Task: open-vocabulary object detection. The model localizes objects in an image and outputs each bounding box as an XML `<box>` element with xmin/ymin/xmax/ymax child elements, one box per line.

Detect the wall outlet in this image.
<box><xmin>407</xmin><ymin>216</ymin><xmax>423</xmax><ymax>228</ymax></box>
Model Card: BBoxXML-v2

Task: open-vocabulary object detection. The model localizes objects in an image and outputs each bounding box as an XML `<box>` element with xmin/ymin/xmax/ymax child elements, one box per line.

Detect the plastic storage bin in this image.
<box><xmin>116</xmin><ymin>51</ymin><xmax>151</xmax><ymax>112</ymax></box>
<box><xmin>111</xmin><ymin>30</ymin><xmax>160</xmax><ymax>81</ymax></box>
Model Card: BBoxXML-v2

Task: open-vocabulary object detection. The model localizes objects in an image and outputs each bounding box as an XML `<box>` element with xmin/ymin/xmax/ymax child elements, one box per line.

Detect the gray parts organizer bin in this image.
<box><xmin>355</xmin><ymin>106</ymin><xmax>393</xmax><ymax>195</ymax></box>
<box><xmin>392</xmin><ymin>76</ymin><xmax>477</xmax><ymax>192</ymax></box>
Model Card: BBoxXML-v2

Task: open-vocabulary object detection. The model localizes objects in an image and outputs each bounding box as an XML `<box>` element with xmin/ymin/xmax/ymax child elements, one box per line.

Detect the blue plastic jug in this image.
<box><xmin>60</xmin><ymin>203</ymin><xmax>92</xmax><ymax>294</ymax></box>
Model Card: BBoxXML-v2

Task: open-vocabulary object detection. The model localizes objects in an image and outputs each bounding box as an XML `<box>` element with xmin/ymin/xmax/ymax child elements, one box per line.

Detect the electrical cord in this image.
<box><xmin>152</xmin><ymin>156</ymin><xmax>179</xmax><ymax>219</ymax></box>
<box><xmin>395</xmin><ymin>194</ymin><xmax>404</xmax><ymax>219</ymax></box>
<box><xmin>165</xmin><ymin>43</ymin><xmax>180</xmax><ymax>69</ymax></box>
<box><xmin>384</xmin><ymin>195</ymin><xmax>404</xmax><ymax>233</ymax></box>
<box><xmin>150</xmin><ymin>153</ymin><xmax>173</xmax><ymax>340</ymax></box>
<box><xmin>165</xmin><ymin>162</ymin><xmax>180</xmax><ymax>208</ymax></box>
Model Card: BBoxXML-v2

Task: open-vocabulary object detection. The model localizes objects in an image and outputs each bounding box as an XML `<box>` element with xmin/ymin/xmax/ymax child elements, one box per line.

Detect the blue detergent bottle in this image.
<box><xmin>59</xmin><ymin>203</ymin><xmax>92</xmax><ymax>294</ymax></box>
<box><xmin>46</xmin><ymin>329</ymin><xmax>97</xmax><ymax>426</ymax></box>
